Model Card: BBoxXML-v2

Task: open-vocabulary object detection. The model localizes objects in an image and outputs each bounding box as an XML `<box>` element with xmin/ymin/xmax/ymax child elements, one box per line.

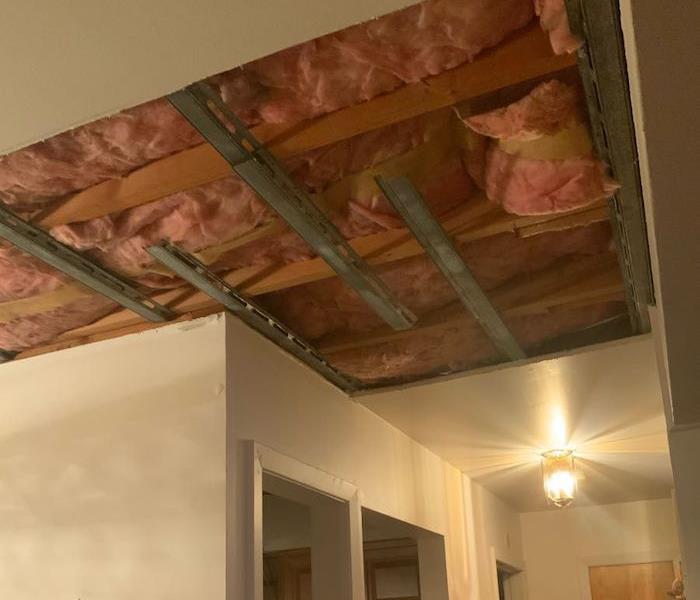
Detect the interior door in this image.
<box><xmin>264</xmin><ymin>539</ymin><xmax>421</xmax><ymax>600</ymax></box>
<box><xmin>589</xmin><ymin>561</ymin><xmax>675</xmax><ymax>600</ymax></box>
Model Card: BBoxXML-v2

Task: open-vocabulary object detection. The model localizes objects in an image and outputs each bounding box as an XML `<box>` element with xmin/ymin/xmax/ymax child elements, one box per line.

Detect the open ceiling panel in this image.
<box><xmin>0</xmin><ymin>0</ymin><xmax>652</xmax><ymax>390</ymax></box>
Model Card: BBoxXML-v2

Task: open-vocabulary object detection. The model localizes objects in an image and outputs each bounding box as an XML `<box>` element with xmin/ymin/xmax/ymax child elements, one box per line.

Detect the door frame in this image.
<box><xmin>244</xmin><ymin>440</ymin><xmax>366</xmax><ymax>600</ymax></box>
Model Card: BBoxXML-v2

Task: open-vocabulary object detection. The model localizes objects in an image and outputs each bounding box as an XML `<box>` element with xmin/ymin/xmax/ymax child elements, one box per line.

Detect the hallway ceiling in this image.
<box><xmin>360</xmin><ymin>336</ymin><xmax>673</xmax><ymax>512</ymax></box>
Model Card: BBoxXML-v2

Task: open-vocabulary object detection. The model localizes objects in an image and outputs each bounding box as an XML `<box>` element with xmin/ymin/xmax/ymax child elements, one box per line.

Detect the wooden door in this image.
<box><xmin>264</xmin><ymin>539</ymin><xmax>420</xmax><ymax>600</ymax></box>
<box><xmin>264</xmin><ymin>549</ymin><xmax>311</xmax><ymax>600</ymax></box>
<box><xmin>589</xmin><ymin>561</ymin><xmax>675</xmax><ymax>600</ymax></box>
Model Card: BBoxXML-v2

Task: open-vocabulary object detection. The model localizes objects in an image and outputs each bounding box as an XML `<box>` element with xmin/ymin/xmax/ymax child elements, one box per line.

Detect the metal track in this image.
<box><xmin>167</xmin><ymin>82</ymin><xmax>416</xmax><ymax>331</ymax></box>
<box><xmin>565</xmin><ymin>0</ymin><xmax>654</xmax><ymax>333</ymax></box>
<box><xmin>148</xmin><ymin>242</ymin><xmax>360</xmax><ymax>392</ymax></box>
<box><xmin>533</xmin><ymin>315</ymin><xmax>633</xmax><ymax>356</ymax></box>
<box><xmin>376</xmin><ymin>176</ymin><xmax>526</xmax><ymax>361</ymax></box>
<box><xmin>0</xmin><ymin>203</ymin><xmax>174</xmax><ymax>322</ymax></box>
<box><xmin>0</xmin><ymin>348</ymin><xmax>16</xmax><ymax>364</ymax></box>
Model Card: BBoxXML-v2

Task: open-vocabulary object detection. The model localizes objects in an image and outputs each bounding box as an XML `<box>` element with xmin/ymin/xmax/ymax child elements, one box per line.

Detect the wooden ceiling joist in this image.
<box><xmin>0</xmin><ymin>198</ymin><xmax>609</xmax><ymax>327</ymax></box>
<box><xmin>36</xmin><ymin>25</ymin><xmax>575</xmax><ymax>229</ymax></box>
<box><xmin>7</xmin><ymin>24</ymin><xmax>597</xmax><ymax>367</ymax></box>
<box><xmin>15</xmin><ymin>252</ymin><xmax>624</xmax><ymax>362</ymax></box>
<box><xmin>318</xmin><ymin>254</ymin><xmax>624</xmax><ymax>354</ymax></box>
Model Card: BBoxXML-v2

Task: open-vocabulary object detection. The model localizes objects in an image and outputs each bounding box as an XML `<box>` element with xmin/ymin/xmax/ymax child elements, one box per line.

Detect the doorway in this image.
<box><xmin>262</xmin><ymin>473</ymin><xmax>353</xmax><ymax>600</ymax></box>
<box><xmin>496</xmin><ymin>561</ymin><xmax>524</xmax><ymax>600</ymax></box>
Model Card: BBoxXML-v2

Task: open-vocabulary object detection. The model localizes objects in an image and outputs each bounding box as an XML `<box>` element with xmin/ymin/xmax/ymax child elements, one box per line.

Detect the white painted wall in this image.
<box><xmin>463</xmin><ymin>476</ymin><xmax>525</xmax><ymax>600</ymax></box>
<box><xmin>226</xmin><ymin>315</ymin><xmax>473</xmax><ymax>599</ymax></box>
<box><xmin>520</xmin><ymin>499</ymin><xmax>680</xmax><ymax>600</ymax></box>
<box><xmin>0</xmin><ymin>310</ymin><xmax>528</xmax><ymax>600</ymax></box>
<box><xmin>621</xmin><ymin>2</ymin><xmax>700</xmax><ymax>591</ymax></box>
<box><xmin>0</xmin><ymin>315</ymin><xmax>227</xmax><ymax>599</ymax></box>
<box><xmin>0</xmin><ymin>0</ymin><xmax>414</xmax><ymax>154</ymax></box>
<box><xmin>667</xmin><ymin>427</ymin><xmax>700</xmax><ymax>595</ymax></box>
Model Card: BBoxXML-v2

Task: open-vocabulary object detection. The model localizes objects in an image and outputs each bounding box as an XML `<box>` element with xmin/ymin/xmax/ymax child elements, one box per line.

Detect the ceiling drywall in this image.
<box><xmin>0</xmin><ymin>0</ymin><xmax>413</xmax><ymax>154</ymax></box>
<box><xmin>360</xmin><ymin>336</ymin><xmax>673</xmax><ymax>512</ymax></box>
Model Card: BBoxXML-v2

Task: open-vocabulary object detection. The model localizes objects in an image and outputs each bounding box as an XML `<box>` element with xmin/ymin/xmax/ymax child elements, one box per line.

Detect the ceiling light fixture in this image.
<box><xmin>541</xmin><ymin>449</ymin><xmax>576</xmax><ymax>508</ymax></box>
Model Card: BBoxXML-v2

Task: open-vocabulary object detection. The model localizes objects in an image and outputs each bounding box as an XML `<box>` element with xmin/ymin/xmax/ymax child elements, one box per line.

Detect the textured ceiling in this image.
<box><xmin>360</xmin><ymin>336</ymin><xmax>673</xmax><ymax>512</ymax></box>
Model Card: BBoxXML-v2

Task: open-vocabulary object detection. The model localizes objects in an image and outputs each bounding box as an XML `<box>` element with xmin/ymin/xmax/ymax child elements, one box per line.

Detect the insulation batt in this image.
<box><xmin>466</xmin><ymin>79</ymin><xmax>583</xmax><ymax>140</ymax></box>
<box><xmin>0</xmin><ymin>0</ymin><xmax>602</xmax><ymax>367</ymax></box>
<box><xmin>483</xmin><ymin>149</ymin><xmax>617</xmax><ymax>214</ymax></box>
<box><xmin>216</xmin><ymin>0</ymin><xmax>535</xmax><ymax>124</ymax></box>
<box><xmin>50</xmin><ymin>115</ymin><xmax>461</xmax><ymax>278</ymax></box>
<box><xmin>260</xmin><ymin>221</ymin><xmax>614</xmax><ymax>340</ymax></box>
<box><xmin>52</xmin><ymin>177</ymin><xmax>273</xmax><ymax>276</ymax></box>
<box><xmin>535</xmin><ymin>0</ymin><xmax>582</xmax><ymax>55</ymax></box>
<box><xmin>332</xmin><ymin>301</ymin><xmax>623</xmax><ymax>382</ymax></box>
<box><xmin>286</xmin><ymin>112</ymin><xmax>450</xmax><ymax>192</ymax></box>
<box><xmin>0</xmin><ymin>0</ymin><xmax>534</xmax><ymax>208</ymax></box>
<box><xmin>465</xmin><ymin>80</ymin><xmax>618</xmax><ymax>215</ymax></box>
<box><xmin>0</xmin><ymin>297</ymin><xmax>115</xmax><ymax>351</ymax></box>
<box><xmin>0</xmin><ymin>100</ymin><xmax>201</xmax><ymax>207</ymax></box>
<box><xmin>0</xmin><ymin>246</ymin><xmax>66</xmax><ymax>302</ymax></box>
<box><xmin>0</xmin><ymin>115</ymin><xmax>468</xmax><ymax>351</ymax></box>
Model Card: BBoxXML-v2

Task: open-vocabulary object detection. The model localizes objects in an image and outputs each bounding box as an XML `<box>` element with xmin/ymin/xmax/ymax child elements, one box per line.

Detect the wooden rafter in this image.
<box><xmin>35</xmin><ymin>25</ymin><xmax>575</xmax><ymax>229</ymax></box>
<box><xmin>318</xmin><ymin>254</ymin><xmax>624</xmax><ymax>354</ymax></box>
<box><xmin>7</xmin><ymin>24</ymin><xmax>599</xmax><ymax>366</ymax></box>
<box><xmin>0</xmin><ymin>198</ymin><xmax>609</xmax><ymax>326</ymax></box>
<box><xmin>15</xmin><ymin>251</ymin><xmax>623</xmax><ymax>362</ymax></box>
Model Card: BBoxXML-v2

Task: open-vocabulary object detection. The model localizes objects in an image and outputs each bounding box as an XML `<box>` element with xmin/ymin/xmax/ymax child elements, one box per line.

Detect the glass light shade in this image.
<box><xmin>541</xmin><ymin>449</ymin><xmax>576</xmax><ymax>508</ymax></box>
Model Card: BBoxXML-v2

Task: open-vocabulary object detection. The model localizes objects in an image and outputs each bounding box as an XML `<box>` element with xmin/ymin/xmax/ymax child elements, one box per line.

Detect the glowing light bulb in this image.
<box><xmin>541</xmin><ymin>449</ymin><xmax>576</xmax><ymax>508</ymax></box>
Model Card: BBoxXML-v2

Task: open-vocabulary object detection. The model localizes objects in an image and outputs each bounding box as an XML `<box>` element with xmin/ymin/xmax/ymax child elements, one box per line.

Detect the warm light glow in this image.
<box><xmin>541</xmin><ymin>449</ymin><xmax>576</xmax><ymax>508</ymax></box>
<box><xmin>549</xmin><ymin>405</ymin><xmax>568</xmax><ymax>449</ymax></box>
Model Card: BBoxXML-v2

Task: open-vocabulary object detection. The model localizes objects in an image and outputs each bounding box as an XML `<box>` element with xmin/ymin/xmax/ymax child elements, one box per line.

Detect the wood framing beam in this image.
<box><xmin>15</xmin><ymin>252</ymin><xmax>623</xmax><ymax>362</ymax></box>
<box><xmin>67</xmin><ymin>221</ymin><xmax>611</xmax><ymax>347</ymax></box>
<box><xmin>36</xmin><ymin>25</ymin><xmax>575</xmax><ymax>229</ymax></box>
<box><xmin>377</xmin><ymin>175</ymin><xmax>526</xmax><ymax>360</ymax></box>
<box><xmin>0</xmin><ymin>198</ymin><xmax>609</xmax><ymax>326</ymax></box>
<box><xmin>318</xmin><ymin>254</ymin><xmax>624</xmax><ymax>354</ymax></box>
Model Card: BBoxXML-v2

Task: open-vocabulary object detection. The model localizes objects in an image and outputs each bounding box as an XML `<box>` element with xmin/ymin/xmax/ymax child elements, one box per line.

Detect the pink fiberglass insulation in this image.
<box><xmin>466</xmin><ymin>79</ymin><xmax>583</xmax><ymax>140</ymax></box>
<box><xmin>285</xmin><ymin>112</ymin><xmax>452</xmax><ymax>192</ymax></box>
<box><xmin>0</xmin><ymin>0</ymin><xmax>534</xmax><ymax>210</ymax></box>
<box><xmin>0</xmin><ymin>0</ymin><xmax>617</xmax><ymax>378</ymax></box>
<box><xmin>483</xmin><ymin>148</ymin><xmax>617</xmax><ymax>214</ymax></box>
<box><xmin>259</xmin><ymin>221</ymin><xmax>614</xmax><ymax>341</ymax></box>
<box><xmin>535</xmin><ymin>0</ymin><xmax>582</xmax><ymax>55</ymax></box>
<box><xmin>215</xmin><ymin>0</ymin><xmax>535</xmax><ymax>124</ymax></box>
<box><xmin>196</xmin><ymin>162</ymin><xmax>472</xmax><ymax>276</ymax></box>
<box><xmin>0</xmin><ymin>114</ymin><xmax>470</xmax><ymax>352</ymax></box>
<box><xmin>464</xmin><ymin>80</ymin><xmax>617</xmax><ymax>215</ymax></box>
<box><xmin>0</xmin><ymin>100</ymin><xmax>201</xmax><ymax>208</ymax></box>
<box><xmin>330</xmin><ymin>301</ymin><xmax>624</xmax><ymax>382</ymax></box>
<box><xmin>0</xmin><ymin>296</ymin><xmax>116</xmax><ymax>351</ymax></box>
<box><xmin>0</xmin><ymin>246</ymin><xmax>67</xmax><ymax>302</ymax></box>
<box><xmin>52</xmin><ymin>176</ymin><xmax>273</xmax><ymax>277</ymax></box>
<box><xmin>50</xmin><ymin>114</ymin><xmax>465</xmax><ymax>280</ymax></box>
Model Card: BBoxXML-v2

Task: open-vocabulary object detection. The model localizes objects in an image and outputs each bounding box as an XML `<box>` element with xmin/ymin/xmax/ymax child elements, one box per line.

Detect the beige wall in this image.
<box><xmin>463</xmin><ymin>477</ymin><xmax>526</xmax><ymax>600</ymax></box>
<box><xmin>520</xmin><ymin>499</ymin><xmax>680</xmax><ymax>600</ymax></box>
<box><xmin>0</xmin><ymin>315</ymin><xmax>227</xmax><ymax>598</ymax></box>
<box><xmin>621</xmin><ymin>1</ymin><xmax>700</xmax><ymax>594</ymax></box>
<box><xmin>226</xmin><ymin>315</ymin><xmax>476</xmax><ymax>599</ymax></box>
<box><xmin>0</xmin><ymin>311</ymin><xmax>525</xmax><ymax>599</ymax></box>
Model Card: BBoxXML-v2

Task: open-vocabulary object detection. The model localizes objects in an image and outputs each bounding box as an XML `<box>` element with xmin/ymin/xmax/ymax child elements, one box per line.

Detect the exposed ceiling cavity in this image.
<box><xmin>0</xmin><ymin>0</ymin><xmax>652</xmax><ymax>390</ymax></box>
